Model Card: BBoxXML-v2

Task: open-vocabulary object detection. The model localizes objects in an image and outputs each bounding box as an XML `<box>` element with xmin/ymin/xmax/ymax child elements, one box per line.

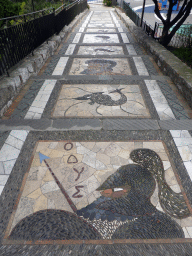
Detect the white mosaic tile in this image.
<box><xmin>0</xmin><ymin>130</ymin><xmax>28</xmax><ymax>195</ymax></box>
<box><xmin>185</xmin><ymin>227</ymin><xmax>192</xmax><ymax>238</ymax></box>
<box><xmin>126</xmin><ymin>45</ymin><xmax>137</xmax><ymax>55</ymax></box>
<box><xmin>133</xmin><ymin>57</ymin><xmax>149</xmax><ymax>76</ymax></box>
<box><xmin>52</xmin><ymin>57</ymin><xmax>69</xmax><ymax>76</ymax></box>
<box><xmin>4</xmin><ymin>160</ymin><xmax>17</xmax><ymax>175</ymax></box>
<box><xmin>121</xmin><ymin>33</ymin><xmax>129</xmax><ymax>43</ymax></box>
<box><xmin>10</xmin><ymin>130</ymin><xmax>28</xmax><ymax>141</ymax></box>
<box><xmin>118</xmin><ymin>27</ymin><xmax>123</xmax><ymax>33</ymax></box>
<box><xmin>170</xmin><ymin>130</ymin><xmax>192</xmax><ymax>181</ymax></box>
<box><xmin>183</xmin><ymin>227</ymin><xmax>191</xmax><ymax>238</ymax></box>
<box><xmin>5</xmin><ymin>135</ymin><xmax>25</xmax><ymax>150</ymax></box>
<box><xmin>0</xmin><ymin>186</ymin><xmax>4</xmax><ymax>195</ymax></box>
<box><xmin>0</xmin><ymin>175</ymin><xmax>9</xmax><ymax>186</ymax></box>
<box><xmin>0</xmin><ymin>162</ymin><xmax>4</xmax><ymax>174</ymax></box>
<box><xmin>65</xmin><ymin>44</ymin><xmax>76</xmax><ymax>55</ymax></box>
<box><xmin>0</xmin><ymin>144</ymin><xmax>20</xmax><ymax>162</ymax></box>
<box><xmin>72</xmin><ymin>33</ymin><xmax>82</xmax><ymax>43</ymax></box>
<box><xmin>145</xmin><ymin>80</ymin><xmax>175</xmax><ymax>120</ymax></box>
<box><xmin>25</xmin><ymin>80</ymin><xmax>57</xmax><ymax>119</ymax></box>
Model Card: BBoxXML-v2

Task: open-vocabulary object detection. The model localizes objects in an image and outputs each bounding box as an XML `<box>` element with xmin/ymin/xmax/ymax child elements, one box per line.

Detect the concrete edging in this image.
<box><xmin>0</xmin><ymin>8</ymin><xmax>89</xmax><ymax>117</ymax></box>
<box><xmin>115</xmin><ymin>7</ymin><xmax>192</xmax><ymax>108</ymax></box>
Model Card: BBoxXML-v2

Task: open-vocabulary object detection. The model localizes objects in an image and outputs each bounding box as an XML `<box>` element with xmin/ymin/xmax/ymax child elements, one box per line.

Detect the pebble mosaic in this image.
<box><xmin>0</xmin><ymin>130</ymin><xmax>29</xmax><ymax>195</ymax></box>
<box><xmin>69</xmin><ymin>58</ymin><xmax>132</xmax><ymax>76</ymax></box>
<box><xmin>52</xmin><ymin>84</ymin><xmax>150</xmax><ymax>117</ymax></box>
<box><xmin>82</xmin><ymin>34</ymin><xmax>120</xmax><ymax>44</ymax></box>
<box><xmin>4</xmin><ymin>140</ymin><xmax>191</xmax><ymax>242</ymax></box>
<box><xmin>1</xmin><ymin>7</ymin><xmax>192</xmax><ymax>252</ymax></box>
<box><xmin>77</xmin><ymin>46</ymin><xmax>124</xmax><ymax>55</ymax></box>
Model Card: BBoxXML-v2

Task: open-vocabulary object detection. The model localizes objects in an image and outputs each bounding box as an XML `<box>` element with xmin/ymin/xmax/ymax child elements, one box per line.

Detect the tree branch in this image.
<box><xmin>167</xmin><ymin>0</ymin><xmax>174</xmax><ymax>23</ymax></box>
<box><xmin>170</xmin><ymin>0</ymin><xmax>189</xmax><ymax>26</ymax></box>
<box><xmin>169</xmin><ymin>4</ymin><xmax>192</xmax><ymax>38</ymax></box>
<box><xmin>152</xmin><ymin>0</ymin><xmax>165</xmax><ymax>24</ymax></box>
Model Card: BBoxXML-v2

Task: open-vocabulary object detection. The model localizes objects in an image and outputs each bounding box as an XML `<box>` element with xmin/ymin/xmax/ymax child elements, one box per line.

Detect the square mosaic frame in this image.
<box><xmin>1</xmin><ymin>130</ymin><xmax>192</xmax><ymax>245</ymax></box>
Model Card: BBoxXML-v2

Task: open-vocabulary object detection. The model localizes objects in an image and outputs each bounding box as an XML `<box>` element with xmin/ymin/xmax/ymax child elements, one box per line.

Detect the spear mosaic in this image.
<box><xmin>38</xmin><ymin>152</ymin><xmax>77</xmax><ymax>213</ymax></box>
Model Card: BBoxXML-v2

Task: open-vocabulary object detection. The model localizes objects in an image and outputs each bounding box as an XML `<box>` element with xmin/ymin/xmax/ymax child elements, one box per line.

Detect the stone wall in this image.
<box><xmin>0</xmin><ymin>9</ymin><xmax>89</xmax><ymax>117</ymax></box>
<box><xmin>115</xmin><ymin>8</ymin><xmax>192</xmax><ymax>108</ymax></box>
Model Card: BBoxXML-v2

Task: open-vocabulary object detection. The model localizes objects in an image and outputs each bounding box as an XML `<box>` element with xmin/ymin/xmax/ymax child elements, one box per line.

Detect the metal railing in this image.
<box><xmin>0</xmin><ymin>8</ymin><xmax>54</xmax><ymax>29</ymax></box>
<box><xmin>122</xmin><ymin>1</ymin><xmax>192</xmax><ymax>48</ymax></box>
<box><xmin>123</xmin><ymin>1</ymin><xmax>157</xmax><ymax>38</ymax></box>
<box><xmin>123</xmin><ymin>1</ymin><xmax>141</xmax><ymax>27</ymax></box>
<box><xmin>0</xmin><ymin>0</ymin><xmax>87</xmax><ymax>76</ymax></box>
<box><xmin>155</xmin><ymin>23</ymin><xmax>192</xmax><ymax>48</ymax></box>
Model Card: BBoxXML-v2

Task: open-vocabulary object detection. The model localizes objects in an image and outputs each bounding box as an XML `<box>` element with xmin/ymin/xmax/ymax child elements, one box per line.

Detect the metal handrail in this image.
<box><xmin>0</xmin><ymin>8</ymin><xmax>53</xmax><ymax>22</ymax></box>
<box><xmin>66</xmin><ymin>0</ymin><xmax>80</xmax><ymax>10</ymax></box>
<box><xmin>55</xmin><ymin>3</ymin><xmax>67</xmax><ymax>15</ymax></box>
<box><xmin>0</xmin><ymin>0</ymin><xmax>88</xmax><ymax>76</ymax></box>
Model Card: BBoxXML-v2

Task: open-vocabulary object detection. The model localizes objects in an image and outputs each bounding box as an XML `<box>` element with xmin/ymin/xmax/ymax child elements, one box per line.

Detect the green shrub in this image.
<box><xmin>106</xmin><ymin>0</ymin><xmax>112</xmax><ymax>6</ymax></box>
<box><xmin>173</xmin><ymin>47</ymin><xmax>192</xmax><ymax>68</ymax></box>
<box><xmin>103</xmin><ymin>0</ymin><xmax>112</xmax><ymax>6</ymax></box>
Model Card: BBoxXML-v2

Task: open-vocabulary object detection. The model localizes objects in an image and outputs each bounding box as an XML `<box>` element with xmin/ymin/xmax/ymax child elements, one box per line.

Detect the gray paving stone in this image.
<box><xmin>0</xmin><ymin>4</ymin><xmax>192</xmax><ymax>253</ymax></box>
<box><xmin>52</xmin><ymin>119</ymin><xmax>102</xmax><ymax>130</ymax></box>
<box><xmin>0</xmin><ymin>119</ymin><xmax>52</xmax><ymax>130</ymax></box>
<box><xmin>159</xmin><ymin>120</ymin><xmax>192</xmax><ymax>130</ymax></box>
<box><xmin>103</xmin><ymin>119</ymin><xmax>160</xmax><ymax>130</ymax></box>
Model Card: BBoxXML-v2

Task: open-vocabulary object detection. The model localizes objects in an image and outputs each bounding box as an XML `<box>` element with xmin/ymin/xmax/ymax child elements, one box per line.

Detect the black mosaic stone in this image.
<box><xmin>112</xmin><ymin>211</ymin><xmax>184</xmax><ymax>239</ymax></box>
<box><xmin>10</xmin><ymin>80</ymin><xmax>45</xmax><ymax>119</ymax></box>
<box><xmin>130</xmin><ymin>148</ymin><xmax>190</xmax><ymax>218</ymax></box>
<box><xmin>76</xmin><ymin>163</ymin><xmax>184</xmax><ymax>239</ymax></box>
<box><xmin>74</xmin><ymin>88</ymin><xmax>127</xmax><ymax>106</ymax></box>
<box><xmin>9</xmin><ymin>210</ymin><xmax>101</xmax><ymax>240</ymax></box>
<box><xmin>97</xmin><ymin>164</ymin><xmax>156</xmax><ymax>197</ymax></box>
<box><xmin>157</xmin><ymin>80</ymin><xmax>189</xmax><ymax>120</ymax></box>
<box><xmin>0</xmin><ymin>131</ymin><xmax>10</xmax><ymax>150</ymax></box>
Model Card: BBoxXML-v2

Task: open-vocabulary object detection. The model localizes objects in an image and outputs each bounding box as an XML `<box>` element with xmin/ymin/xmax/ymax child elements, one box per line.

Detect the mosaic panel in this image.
<box><xmin>89</xmin><ymin>20</ymin><xmax>112</xmax><ymax>24</ymax></box>
<box><xmin>5</xmin><ymin>141</ymin><xmax>191</xmax><ymax>242</ymax></box>
<box><xmin>52</xmin><ymin>84</ymin><xmax>150</xmax><ymax>118</ymax></box>
<box><xmin>77</xmin><ymin>46</ymin><xmax>124</xmax><ymax>55</ymax></box>
<box><xmin>87</xmin><ymin>24</ymin><xmax>115</xmax><ymax>28</ymax></box>
<box><xmin>83</xmin><ymin>34</ymin><xmax>119</xmax><ymax>44</ymax></box>
<box><xmin>69</xmin><ymin>58</ymin><xmax>132</xmax><ymax>76</ymax></box>
<box><xmin>86</xmin><ymin>29</ymin><xmax>116</xmax><ymax>33</ymax></box>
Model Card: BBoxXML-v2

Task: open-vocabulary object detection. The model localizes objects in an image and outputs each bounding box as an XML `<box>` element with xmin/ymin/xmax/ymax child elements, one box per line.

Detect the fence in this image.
<box><xmin>122</xmin><ymin>1</ymin><xmax>192</xmax><ymax>48</ymax></box>
<box><xmin>156</xmin><ymin>23</ymin><xmax>192</xmax><ymax>48</ymax></box>
<box><xmin>123</xmin><ymin>1</ymin><xmax>157</xmax><ymax>38</ymax></box>
<box><xmin>123</xmin><ymin>2</ymin><xmax>141</xmax><ymax>27</ymax></box>
<box><xmin>0</xmin><ymin>0</ymin><xmax>87</xmax><ymax>76</ymax></box>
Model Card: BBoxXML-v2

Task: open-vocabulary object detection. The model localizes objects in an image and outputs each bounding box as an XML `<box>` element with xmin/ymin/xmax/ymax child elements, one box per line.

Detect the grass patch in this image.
<box><xmin>167</xmin><ymin>46</ymin><xmax>192</xmax><ymax>68</ymax></box>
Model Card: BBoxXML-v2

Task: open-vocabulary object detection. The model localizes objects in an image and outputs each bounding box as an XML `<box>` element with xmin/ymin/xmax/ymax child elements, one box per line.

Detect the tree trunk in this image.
<box><xmin>159</xmin><ymin>26</ymin><xmax>173</xmax><ymax>46</ymax></box>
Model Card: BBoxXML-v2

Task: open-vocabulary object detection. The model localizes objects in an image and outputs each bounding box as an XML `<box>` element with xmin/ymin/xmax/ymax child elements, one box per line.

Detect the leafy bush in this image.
<box><xmin>106</xmin><ymin>0</ymin><xmax>112</xmax><ymax>6</ymax></box>
<box><xmin>172</xmin><ymin>47</ymin><xmax>192</xmax><ymax>68</ymax></box>
<box><xmin>0</xmin><ymin>0</ymin><xmax>21</xmax><ymax>18</ymax></box>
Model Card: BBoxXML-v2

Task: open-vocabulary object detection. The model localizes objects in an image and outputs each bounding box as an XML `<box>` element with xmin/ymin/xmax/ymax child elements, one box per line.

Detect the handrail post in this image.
<box><xmin>140</xmin><ymin>0</ymin><xmax>146</xmax><ymax>27</ymax></box>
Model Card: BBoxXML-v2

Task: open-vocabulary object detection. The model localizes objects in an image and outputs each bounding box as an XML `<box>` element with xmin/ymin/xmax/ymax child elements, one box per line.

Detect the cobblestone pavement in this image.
<box><xmin>1</xmin><ymin>4</ymin><xmax>192</xmax><ymax>256</ymax></box>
